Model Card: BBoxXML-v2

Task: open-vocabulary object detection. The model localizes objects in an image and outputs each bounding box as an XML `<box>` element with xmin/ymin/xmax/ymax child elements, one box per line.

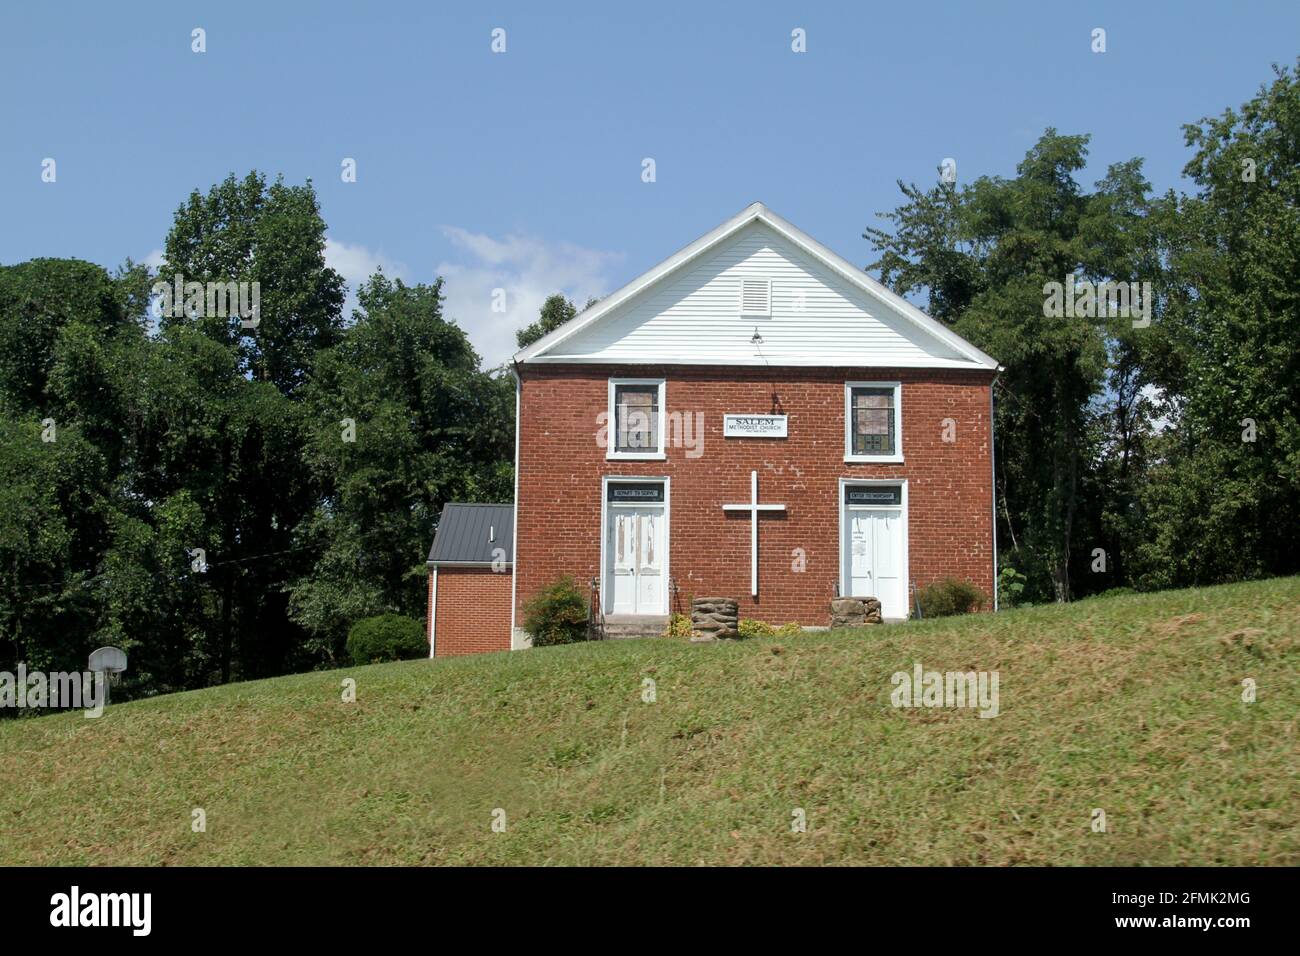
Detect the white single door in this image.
<box><xmin>607</xmin><ymin>507</ymin><xmax>665</xmax><ymax>614</ymax></box>
<box><xmin>844</xmin><ymin>508</ymin><xmax>905</xmax><ymax>618</ymax></box>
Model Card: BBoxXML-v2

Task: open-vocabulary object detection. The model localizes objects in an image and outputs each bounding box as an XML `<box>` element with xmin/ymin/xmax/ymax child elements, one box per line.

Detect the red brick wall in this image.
<box><xmin>431</xmin><ymin>566</ymin><xmax>513</xmax><ymax>656</ymax></box>
<box><xmin>516</xmin><ymin>364</ymin><xmax>995</xmax><ymax>626</ymax></box>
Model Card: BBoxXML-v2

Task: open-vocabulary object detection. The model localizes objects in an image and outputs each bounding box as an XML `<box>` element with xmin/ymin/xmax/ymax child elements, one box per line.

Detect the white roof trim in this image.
<box><xmin>513</xmin><ymin>201</ymin><xmax>1000</xmax><ymax>370</ymax></box>
<box><xmin>522</xmin><ymin>355</ymin><xmax>984</xmax><ymax>369</ymax></box>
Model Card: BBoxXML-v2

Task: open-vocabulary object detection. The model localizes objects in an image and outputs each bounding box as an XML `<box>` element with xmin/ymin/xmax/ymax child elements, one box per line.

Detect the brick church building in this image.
<box><xmin>428</xmin><ymin>202</ymin><xmax>1001</xmax><ymax>656</ymax></box>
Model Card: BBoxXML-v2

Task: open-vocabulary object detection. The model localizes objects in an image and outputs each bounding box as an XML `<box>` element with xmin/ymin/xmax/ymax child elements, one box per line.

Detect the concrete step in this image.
<box><xmin>601</xmin><ymin>614</ymin><xmax>668</xmax><ymax>639</ymax></box>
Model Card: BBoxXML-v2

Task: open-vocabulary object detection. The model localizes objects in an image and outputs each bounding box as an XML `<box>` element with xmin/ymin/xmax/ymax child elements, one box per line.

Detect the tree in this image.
<box><xmin>145</xmin><ymin>173</ymin><xmax>351</xmax><ymax>681</ymax></box>
<box><xmin>0</xmin><ymin>172</ymin><xmax>519</xmax><ymax>700</ymax></box>
<box><xmin>0</xmin><ymin>259</ymin><xmax>126</xmax><ymax>411</ymax></box>
<box><xmin>1134</xmin><ymin>60</ymin><xmax>1300</xmax><ymax>588</ymax></box>
<box><xmin>0</xmin><ymin>417</ymin><xmax>107</xmax><ymax>679</ymax></box>
<box><xmin>0</xmin><ymin>259</ymin><xmax>139</xmax><ymax>687</ymax></box>
<box><xmin>516</xmin><ymin>293</ymin><xmax>593</xmax><ymax>350</ymax></box>
<box><xmin>866</xmin><ymin>131</ymin><xmax>1153</xmax><ymax>601</ymax></box>
<box><xmin>158</xmin><ymin>172</ymin><xmax>345</xmax><ymax>395</ymax></box>
<box><xmin>290</xmin><ymin>274</ymin><xmax>514</xmax><ymax>658</ymax></box>
<box><xmin>516</xmin><ymin>293</ymin><xmax>576</xmax><ymax>349</ymax></box>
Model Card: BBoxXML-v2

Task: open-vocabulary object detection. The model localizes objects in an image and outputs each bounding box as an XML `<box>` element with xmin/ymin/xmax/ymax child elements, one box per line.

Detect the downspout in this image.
<box><xmin>509</xmin><ymin>362</ymin><xmax>522</xmax><ymax>647</ymax></box>
<box><xmin>990</xmin><ymin>367</ymin><xmax>1004</xmax><ymax>611</ymax></box>
<box><xmin>428</xmin><ymin>563</ymin><xmax>438</xmax><ymax>658</ymax></box>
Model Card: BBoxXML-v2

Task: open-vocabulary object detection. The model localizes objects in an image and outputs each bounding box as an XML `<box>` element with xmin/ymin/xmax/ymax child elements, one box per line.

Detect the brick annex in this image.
<box><xmin>426</xmin><ymin>203</ymin><xmax>1001</xmax><ymax>656</ymax></box>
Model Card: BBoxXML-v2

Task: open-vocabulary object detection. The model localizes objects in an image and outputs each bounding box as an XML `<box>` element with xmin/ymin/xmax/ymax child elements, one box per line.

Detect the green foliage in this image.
<box><xmin>523</xmin><ymin>576</ymin><xmax>589</xmax><ymax>647</ymax></box>
<box><xmin>159</xmin><ymin>171</ymin><xmax>345</xmax><ymax>394</ymax></box>
<box><xmin>915</xmin><ymin>579</ymin><xmax>987</xmax><ymax>618</ymax></box>
<box><xmin>663</xmin><ymin>613</ymin><xmax>693</xmax><ymax>639</ymax></box>
<box><xmin>865</xmin><ymin>61</ymin><xmax>1300</xmax><ymax>601</ymax></box>
<box><xmin>288</xmin><ymin>273</ymin><xmax>513</xmax><ymax>658</ymax></box>
<box><xmin>0</xmin><ymin>172</ymin><xmax>515</xmax><ymax>696</ymax></box>
<box><xmin>737</xmin><ymin>619</ymin><xmax>801</xmax><ymax>639</ymax></box>
<box><xmin>0</xmin><ymin>258</ymin><xmax>126</xmax><ymax>409</ymax></box>
<box><xmin>997</xmin><ymin>566</ymin><xmax>1027</xmax><ymax>609</ymax></box>
<box><xmin>1133</xmin><ymin>60</ymin><xmax>1300</xmax><ymax>589</ymax></box>
<box><xmin>867</xmin><ymin>130</ymin><xmax>1152</xmax><ymax>603</ymax></box>
<box><xmin>516</xmin><ymin>294</ymin><xmax>577</xmax><ymax>350</ymax></box>
<box><xmin>1093</xmin><ymin>586</ymin><xmax>1136</xmax><ymax>600</ymax></box>
<box><xmin>0</xmin><ymin>417</ymin><xmax>105</xmax><ymax>676</ymax></box>
<box><xmin>345</xmin><ymin>614</ymin><xmax>426</xmax><ymax>665</ymax></box>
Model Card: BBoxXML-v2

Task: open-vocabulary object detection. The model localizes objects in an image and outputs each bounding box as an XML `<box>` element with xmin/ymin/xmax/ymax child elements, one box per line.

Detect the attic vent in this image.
<box><xmin>740</xmin><ymin>277</ymin><xmax>771</xmax><ymax>317</ymax></box>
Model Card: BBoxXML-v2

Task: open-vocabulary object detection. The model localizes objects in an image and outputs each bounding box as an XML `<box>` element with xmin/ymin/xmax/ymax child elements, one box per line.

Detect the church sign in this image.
<box><xmin>844</xmin><ymin>486</ymin><xmax>902</xmax><ymax>506</ymax></box>
<box><xmin>607</xmin><ymin>481</ymin><xmax>665</xmax><ymax>503</ymax></box>
<box><xmin>723</xmin><ymin>414</ymin><xmax>788</xmax><ymax>438</ymax></box>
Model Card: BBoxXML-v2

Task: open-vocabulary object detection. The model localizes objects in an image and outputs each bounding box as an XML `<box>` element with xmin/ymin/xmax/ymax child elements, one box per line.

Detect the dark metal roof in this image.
<box><xmin>427</xmin><ymin>503</ymin><xmax>514</xmax><ymax>565</ymax></box>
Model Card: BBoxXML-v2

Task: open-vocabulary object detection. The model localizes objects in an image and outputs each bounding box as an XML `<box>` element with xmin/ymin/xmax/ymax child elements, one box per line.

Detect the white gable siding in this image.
<box><xmin>546</xmin><ymin>222</ymin><xmax>969</xmax><ymax>366</ymax></box>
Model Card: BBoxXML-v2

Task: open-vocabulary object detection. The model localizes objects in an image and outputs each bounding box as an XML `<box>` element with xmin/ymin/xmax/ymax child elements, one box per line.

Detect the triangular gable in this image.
<box><xmin>514</xmin><ymin>202</ymin><xmax>999</xmax><ymax>370</ymax></box>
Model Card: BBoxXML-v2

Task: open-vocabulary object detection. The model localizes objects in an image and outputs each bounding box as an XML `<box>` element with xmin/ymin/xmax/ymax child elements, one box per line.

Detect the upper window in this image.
<box><xmin>845</xmin><ymin>382</ymin><xmax>902</xmax><ymax>462</ymax></box>
<box><xmin>608</xmin><ymin>379</ymin><xmax>666</xmax><ymax>459</ymax></box>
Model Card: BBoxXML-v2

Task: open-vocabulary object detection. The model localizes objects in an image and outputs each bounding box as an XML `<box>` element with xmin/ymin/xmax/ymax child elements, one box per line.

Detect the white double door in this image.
<box><xmin>606</xmin><ymin>506</ymin><xmax>666</xmax><ymax>615</ymax></box>
<box><xmin>843</xmin><ymin>507</ymin><xmax>905</xmax><ymax>618</ymax></box>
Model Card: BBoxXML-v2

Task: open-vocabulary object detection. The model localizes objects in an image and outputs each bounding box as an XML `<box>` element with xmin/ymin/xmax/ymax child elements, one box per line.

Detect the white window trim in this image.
<box><xmin>844</xmin><ymin>381</ymin><xmax>903</xmax><ymax>463</ymax></box>
<box><xmin>607</xmin><ymin>378</ymin><xmax>667</xmax><ymax>460</ymax></box>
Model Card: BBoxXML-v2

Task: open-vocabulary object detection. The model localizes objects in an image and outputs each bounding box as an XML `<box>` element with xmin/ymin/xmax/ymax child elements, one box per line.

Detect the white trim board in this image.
<box><xmin>514</xmin><ymin>202</ymin><xmax>1000</xmax><ymax>371</ymax></box>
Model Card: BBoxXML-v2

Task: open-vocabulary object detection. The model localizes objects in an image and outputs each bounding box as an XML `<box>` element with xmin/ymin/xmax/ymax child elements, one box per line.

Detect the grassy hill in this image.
<box><xmin>2</xmin><ymin>577</ymin><xmax>1296</xmax><ymax>866</ymax></box>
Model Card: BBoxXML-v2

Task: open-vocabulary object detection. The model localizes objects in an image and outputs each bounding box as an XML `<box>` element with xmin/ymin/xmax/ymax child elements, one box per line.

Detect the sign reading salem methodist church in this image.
<box><xmin>723</xmin><ymin>414</ymin><xmax>788</xmax><ymax>438</ymax></box>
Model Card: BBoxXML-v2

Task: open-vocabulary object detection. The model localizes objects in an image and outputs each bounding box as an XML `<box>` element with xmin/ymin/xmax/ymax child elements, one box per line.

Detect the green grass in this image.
<box><xmin>2</xmin><ymin>577</ymin><xmax>1297</xmax><ymax>865</ymax></box>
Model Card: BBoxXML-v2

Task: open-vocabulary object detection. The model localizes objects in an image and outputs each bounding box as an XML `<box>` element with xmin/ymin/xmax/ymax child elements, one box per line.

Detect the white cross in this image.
<box><xmin>722</xmin><ymin>470</ymin><xmax>786</xmax><ymax>596</ymax></box>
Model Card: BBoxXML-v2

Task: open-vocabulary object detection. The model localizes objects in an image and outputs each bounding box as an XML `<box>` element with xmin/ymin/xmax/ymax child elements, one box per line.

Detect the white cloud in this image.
<box><xmin>142</xmin><ymin>248</ymin><xmax>166</xmax><ymax>271</ymax></box>
<box><xmin>325</xmin><ymin>238</ymin><xmax>408</xmax><ymax>319</ymax></box>
<box><xmin>435</xmin><ymin>227</ymin><xmax>622</xmax><ymax>367</ymax></box>
<box><xmin>310</xmin><ymin>232</ymin><xmax>620</xmax><ymax>367</ymax></box>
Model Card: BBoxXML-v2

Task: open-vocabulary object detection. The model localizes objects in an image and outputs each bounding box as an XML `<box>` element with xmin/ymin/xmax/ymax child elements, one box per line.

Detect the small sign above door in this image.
<box><xmin>844</xmin><ymin>485</ymin><xmax>902</xmax><ymax>506</ymax></box>
<box><xmin>607</xmin><ymin>481</ymin><xmax>665</xmax><ymax>503</ymax></box>
<box><xmin>723</xmin><ymin>414</ymin><xmax>788</xmax><ymax>438</ymax></box>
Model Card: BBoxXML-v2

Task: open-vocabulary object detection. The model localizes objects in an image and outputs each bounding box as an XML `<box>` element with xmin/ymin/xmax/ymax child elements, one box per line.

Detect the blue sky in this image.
<box><xmin>1</xmin><ymin>1</ymin><xmax>1296</xmax><ymax>365</ymax></box>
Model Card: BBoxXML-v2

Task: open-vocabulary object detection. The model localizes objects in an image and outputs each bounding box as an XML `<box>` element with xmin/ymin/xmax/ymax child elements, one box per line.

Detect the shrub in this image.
<box><xmin>997</xmin><ymin>566</ymin><xmax>1027</xmax><ymax>609</ymax></box>
<box><xmin>523</xmin><ymin>576</ymin><xmax>589</xmax><ymax>646</ymax></box>
<box><xmin>1094</xmin><ymin>586</ymin><xmax>1137</xmax><ymax>600</ymax></box>
<box><xmin>346</xmin><ymin>613</ymin><xmax>426</xmax><ymax>665</ymax></box>
<box><xmin>738</xmin><ymin>619</ymin><xmax>802</xmax><ymax>639</ymax></box>
<box><xmin>914</xmin><ymin>578</ymin><xmax>986</xmax><ymax>618</ymax></box>
<box><xmin>663</xmin><ymin>613</ymin><xmax>693</xmax><ymax>639</ymax></box>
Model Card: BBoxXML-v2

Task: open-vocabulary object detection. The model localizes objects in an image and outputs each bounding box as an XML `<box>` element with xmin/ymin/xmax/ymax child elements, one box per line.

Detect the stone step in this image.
<box><xmin>601</xmin><ymin>614</ymin><xmax>668</xmax><ymax>639</ymax></box>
